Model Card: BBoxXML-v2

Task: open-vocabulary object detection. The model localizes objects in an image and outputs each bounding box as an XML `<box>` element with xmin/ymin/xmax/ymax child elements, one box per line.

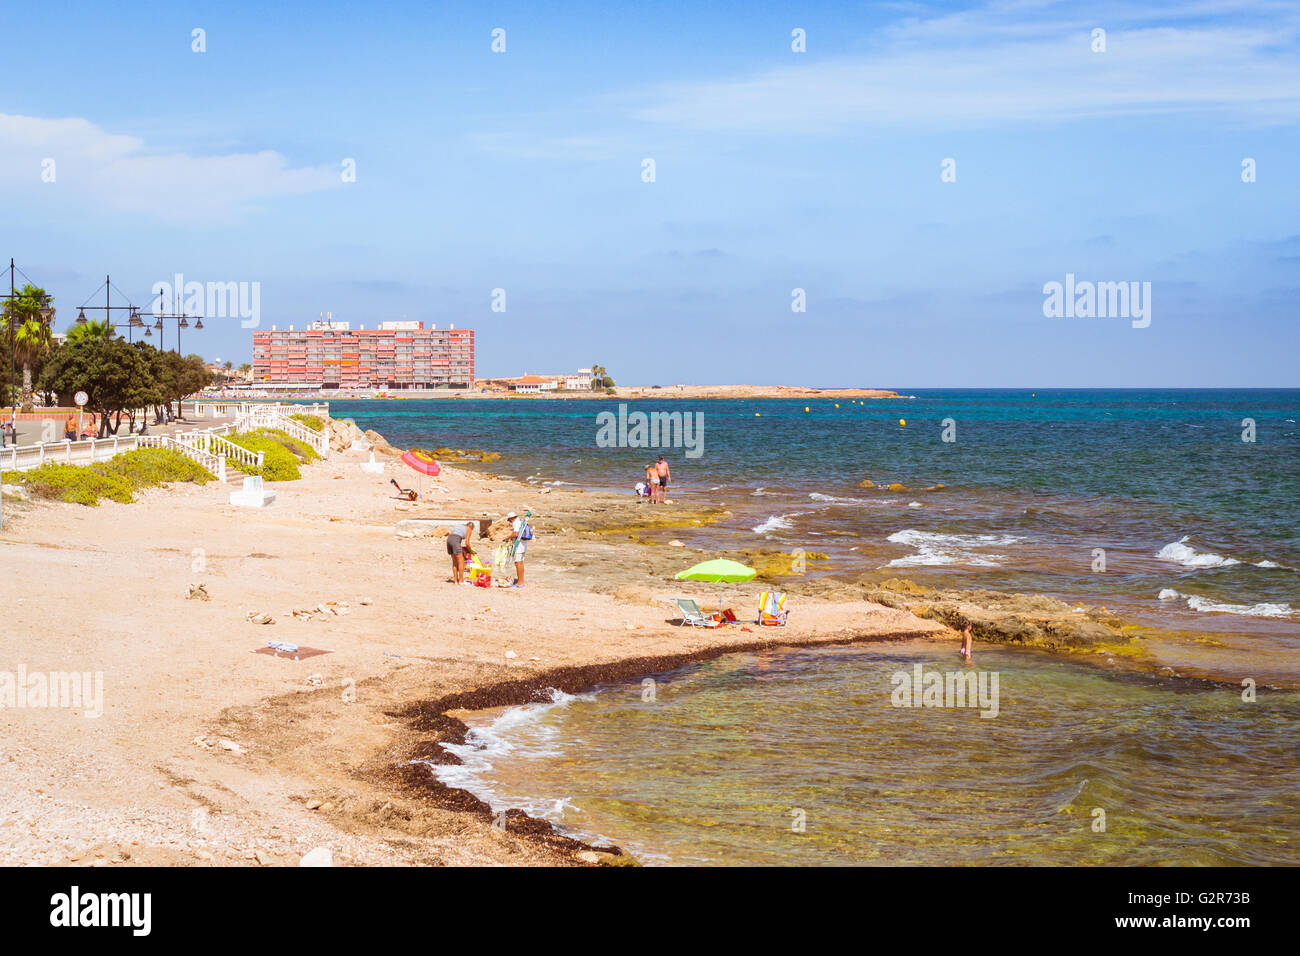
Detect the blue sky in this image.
<box><xmin>3</xmin><ymin>0</ymin><xmax>1297</xmax><ymax>386</ymax></box>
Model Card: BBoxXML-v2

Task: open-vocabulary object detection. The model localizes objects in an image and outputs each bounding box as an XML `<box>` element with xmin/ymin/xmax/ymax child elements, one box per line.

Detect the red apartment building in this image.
<box><xmin>251</xmin><ymin>321</ymin><xmax>474</xmax><ymax>390</ymax></box>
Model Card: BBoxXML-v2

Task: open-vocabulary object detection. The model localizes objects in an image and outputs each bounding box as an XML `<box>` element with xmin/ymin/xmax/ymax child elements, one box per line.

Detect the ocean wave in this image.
<box><xmin>428</xmin><ymin>688</ymin><xmax>593</xmax><ymax>811</ymax></box>
<box><xmin>1155</xmin><ymin>589</ymin><xmax>1294</xmax><ymax>618</ymax></box>
<box><xmin>808</xmin><ymin>492</ymin><xmax>867</xmax><ymax>504</ymax></box>
<box><xmin>751</xmin><ymin>487</ymin><xmax>780</xmax><ymax>497</ymax></box>
<box><xmin>1155</xmin><ymin>536</ymin><xmax>1240</xmax><ymax>569</ymax></box>
<box><xmin>753</xmin><ymin>513</ymin><xmax>798</xmax><ymax>534</ymax></box>
<box><xmin>884</xmin><ymin>530</ymin><xmax>1025</xmax><ymax>568</ymax></box>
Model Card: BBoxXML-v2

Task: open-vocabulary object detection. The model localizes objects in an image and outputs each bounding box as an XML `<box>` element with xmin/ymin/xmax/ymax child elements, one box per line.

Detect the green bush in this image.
<box><xmin>225</xmin><ymin>430</ymin><xmax>302</xmax><ymax>481</ymax></box>
<box><xmin>262</xmin><ymin>428</ymin><xmax>320</xmax><ymax>463</ymax></box>
<box><xmin>17</xmin><ymin>448</ymin><xmax>214</xmax><ymax>506</ymax></box>
<box><xmin>290</xmin><ymin>413</ymin><xmax>326</xmax><ymax>432</ymax></box>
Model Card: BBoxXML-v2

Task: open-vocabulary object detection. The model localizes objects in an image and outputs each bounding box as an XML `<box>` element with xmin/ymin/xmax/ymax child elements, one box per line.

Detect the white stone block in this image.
<box><xmin>229</xmin><ymin>475</ymin><xmax>276</xmax><ymax>507</ymax></box>
<box><xmin>359</xmin><ymin>452</ymin><xmax>385</xmax><ymax>474</ymax></box>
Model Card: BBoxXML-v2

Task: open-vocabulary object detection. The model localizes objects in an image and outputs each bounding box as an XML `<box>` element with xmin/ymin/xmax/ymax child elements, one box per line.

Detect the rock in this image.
<box><xmin>668</xmin><ymin>540</ymin><xmax>685</xmax><ymax>547</ymax></box>
<box><xmin>186</xmin><ymin>583</ymin><xmax>210</xmax><ymax>601</ymax></box>
<box><xmin>217</xmin><ymin>738</ymin><xmax>246</xmax><ymax>755</ymax></box>
<box><xmin>305</xmin><ymin>799</ymin><xmax>323</xmax><ymax>810</ymax></box>
<box><xmin>300</xmin><ymin>847</ymin><xmax>333</xmax><ymax>867</ymax></box>
<box><xmin>858</xmin><ymin>479</ymin><xmax>876</xmax><ymax>488</ymax></box>
<box><xmin>254</xmin><ymin>849</ymin><xmax>271</xmax><ymax>866</ymax></box>
<box><xmin>194</xmin><ymin>849</ymin><xmax>214</xmax><ymax>862</ymax></box>
<box><xmin>247</xmin><ymin>611</ymin><xmax>274</xmax><ymax>625</ymax></box>
<box><xmin>504</xmin><ymin>650</ymin><xmax>517</xmax><ymax>659</ymax></box>
<box><xmin>575</xmin><ymin>850</ymin><xmax>619</xmax><ymax>865</ymax></box>
<box><xmin>887</xmin><ymin>483</ymin><xmax>906</xmax><ymax>491</ymax></box>
<box><xmin>318</xmin><ymin>802</ymin><xmax>334</xmax><ymax>812</ymax></box>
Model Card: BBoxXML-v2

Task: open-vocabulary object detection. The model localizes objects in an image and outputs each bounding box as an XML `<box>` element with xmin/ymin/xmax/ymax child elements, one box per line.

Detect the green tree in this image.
<box><xmin>40</xmin><ymin>337</ymin><xmax>155</xmax><ymax>435</ymax></box>
<box><xmin>65</xmin><ymin>318</ymin><xmax>113</xmax><ymax>345</ymax></box>
<box><xmin>3</xmin><ymin>284</ymin><xmax>54</xmax><ymax>412</ymax></box>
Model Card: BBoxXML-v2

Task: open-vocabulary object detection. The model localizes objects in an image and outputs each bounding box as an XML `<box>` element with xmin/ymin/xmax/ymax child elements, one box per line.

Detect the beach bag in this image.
<box><xmin>520</xmin><ymin>522</ymin><xmax>534</xmax><ymax>541</ymax></box>
<box><xmin>473</xmin><ymin>571</ymin><xmax>491</xmax><ymax>588</ymax></box>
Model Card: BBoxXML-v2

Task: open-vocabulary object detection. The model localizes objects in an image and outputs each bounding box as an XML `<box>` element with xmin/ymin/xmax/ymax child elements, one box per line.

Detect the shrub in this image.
<box><xmin>262</xmin><ymin>427</ymin><xmax>320</xmax><ymax>462</ymax></box>
<box><xmin>17</xmin><ymin>448</ymin><xmax>214</xmax><ymax>506</ymax></box>
<box><xmin>290</xmin><ymin>413</ymin><xmax>325</xmax><ymax>433</ymax></box>
<box><xmin>225</xmin><ymin>431</ymin><xmax>302</xmax><ymax>481</ymax></box>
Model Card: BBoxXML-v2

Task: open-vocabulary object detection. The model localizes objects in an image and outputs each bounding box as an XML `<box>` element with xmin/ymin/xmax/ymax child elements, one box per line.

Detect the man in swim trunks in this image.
<box><xmin>655</xmin><ymin>456</ymin><xmax>671</xmax><ymax>502</ymax></box>
<box><xmin>64</xmin><ymin>413</ymin><xmax>78</xmax><ymax>441</ymax></box>
<box><xmin>445</xmin><ymin>521</ymin><xmax>474</xmax><ymax>584</ymax></box>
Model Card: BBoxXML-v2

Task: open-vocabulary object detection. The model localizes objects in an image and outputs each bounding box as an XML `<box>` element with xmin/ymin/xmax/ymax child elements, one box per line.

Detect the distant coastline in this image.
<box><xmin>200</xmin><ymin>384</ymin><xmax>904</xmax><ymax>401</ymax></box>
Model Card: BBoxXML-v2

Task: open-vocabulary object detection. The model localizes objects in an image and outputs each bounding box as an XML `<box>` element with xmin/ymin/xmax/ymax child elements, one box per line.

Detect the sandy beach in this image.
<box><xmin>0</xmin><ymin>430</ymin><xmax>949</xmax><ymax>867</ymax></box>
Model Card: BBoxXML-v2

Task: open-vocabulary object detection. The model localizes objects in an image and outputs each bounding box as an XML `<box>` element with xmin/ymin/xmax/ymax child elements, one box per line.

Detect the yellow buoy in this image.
<box><xmin>899</xmin><ymin>418</ymin><xmax>906</xmax><ymax>427</ymax></box>
<box><xmin>835</xmin><ymin>403</ymin><xmax>840</xmax><ymax>408</ymax></box>
<box><xmin>755</xmin><ymin>412</ymin><xmax>760</xmax><ymax>417</ymax></box>
<box><xmin>804</xmin><ymin>407</ymin><xmax>810</xmax><ymax>412</ymax></box>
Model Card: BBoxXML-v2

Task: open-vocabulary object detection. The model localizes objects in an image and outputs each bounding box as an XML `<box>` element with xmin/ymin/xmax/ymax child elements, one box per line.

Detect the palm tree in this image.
<box><xmin>66</xmin><ymin>318</ymin><xmax>112</xmax><ymax>344</ymax></box>
<box><xmin>4</xmin><ymin>284</ymin><xmax>53</xmax><ymax>412</ymax></box>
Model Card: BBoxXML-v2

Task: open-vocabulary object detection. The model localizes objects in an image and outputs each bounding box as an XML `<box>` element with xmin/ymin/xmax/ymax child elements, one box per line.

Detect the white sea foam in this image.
<box><xmin>907</xmin><ymin>501</ymin><xmax>923</xmax><ymax>508</ymax></box>
<box><xmin>884</xmin><ymin>530</ymin><xmax>1024</xmax><ymax>567</ymax></box>
<box><xmin>808</xmin><ymin>492</ymin><xmax>866</xmax><ymax>504</ymax></box>
<box><xmin>1155</xmin><ymin>536</ymin><xmax>1240</xmax><ymax>569</ymax></box>
<box><xmin>1155</xmin><ymin>588</ymin><xmax>1293</xmax><ymax>618</ymax></box>
<box><xmin>428</xmin><ymin>688</ymin><xmax>592</xmax><ymax>812</ymax></box>
<box><xmin>753</xmin><ymin>514</ymin><xmax>797</xmax><ymax>534</ymax></box>
<box><xmin>1185</xmin><ymin>596</ymin><xmax>1295</xmax><ymax>618</ymax></box>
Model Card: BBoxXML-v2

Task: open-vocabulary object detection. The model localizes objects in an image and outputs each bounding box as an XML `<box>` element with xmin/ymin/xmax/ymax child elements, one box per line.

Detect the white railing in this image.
<box><xmin>135</xmin><ymin>435</ymin><xmax>227</xmax><ymax>482</ymax></box>
<box><xmin>263</xmin><ymin>417</ymin><xmax>330</xmax><ymax>457</ymax></box>
<box><xmin>0</xmin><ymin>435</ymin><xmax>138</xmax><ymax>472</ymax></box>
<box><xmin>180</xmin><ymin>431</ymin><xmax>263</xmax><ymax>472</ymax></box>
<box><xmin>0</xmin><ymin>400</ymin><xmax>333</xmax><ymax>481</ymax></box>
<box><xmin>233</xmin><ymin>405</ymin><xmax>330</xmax><ymax>458</ymax></box>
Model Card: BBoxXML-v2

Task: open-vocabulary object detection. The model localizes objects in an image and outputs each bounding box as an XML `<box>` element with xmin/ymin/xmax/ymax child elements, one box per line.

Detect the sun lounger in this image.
<box><xmin>758</xmin><ymin>591</ymin><xmax>789</xmax><ymax>626</ymax></box>
<box><xmin>673</xmin><ymin>598</ymin><xmax>721</xmax><ymax>628</ymax></box>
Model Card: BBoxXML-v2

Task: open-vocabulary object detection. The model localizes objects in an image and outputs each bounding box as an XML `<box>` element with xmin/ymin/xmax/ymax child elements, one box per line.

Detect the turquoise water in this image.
<box><xmin>432</xmin><ymin>642</ymin><xmax>1300</xmax><ymax>866</ymax></box>
<box><xmin>334</xmin><ymin>390</ymin><xmax>1300</xmax><ymax>646</ymax></box>
<box><xmin>348</xmin><ymin>389</ymin><xmax>1300</xmax><ymax>864</ymax></box>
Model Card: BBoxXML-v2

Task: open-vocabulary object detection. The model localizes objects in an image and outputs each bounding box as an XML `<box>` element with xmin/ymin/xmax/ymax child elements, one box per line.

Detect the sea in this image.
<box><xmin>332</xmin><ymin>389</ymin><xmax>1300</xmax><ymax>864</ymax></box>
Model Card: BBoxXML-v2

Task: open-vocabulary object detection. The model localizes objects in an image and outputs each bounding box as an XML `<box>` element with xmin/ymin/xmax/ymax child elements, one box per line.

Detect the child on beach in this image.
<box><xmin>644</xmin><ymin>463</ymin><xmax>659</xmax><ymax>503</ymax></box>
<box><xmin>959</xmin><ymin>619</ymin><xmax>974</xmax><ymax>662</ymax></box>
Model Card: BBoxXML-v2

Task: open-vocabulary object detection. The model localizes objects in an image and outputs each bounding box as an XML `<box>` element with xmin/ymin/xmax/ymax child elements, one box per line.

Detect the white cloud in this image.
<box><xmin>628</xmin><ymin>2</ymin><xmax>1300</xmax><ymax>133</ymax></box>
<box><xmin>0</xmin><ymin>113</ymin><xmax>342</xmax><ymax>221</ymax></box>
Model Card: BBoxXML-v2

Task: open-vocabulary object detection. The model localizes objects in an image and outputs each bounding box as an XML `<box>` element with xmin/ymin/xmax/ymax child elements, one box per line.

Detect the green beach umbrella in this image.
<box><xmin>675</xmin><ymin>559</ymin><xmax>757</xmax><ymax>583</ymax></box>
<box><xmin>675</xmin><ymin>559</ymin><xmax>757</xmax><ymax>614</ymax></box>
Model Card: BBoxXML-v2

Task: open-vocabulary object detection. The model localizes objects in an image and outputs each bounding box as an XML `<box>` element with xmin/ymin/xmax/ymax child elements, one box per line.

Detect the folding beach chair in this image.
<box><xmin>672</xmin><ymin>598</ymin><xmax>721</xmax><ymax>628</ymax></box>
<box><xmin>758</xmin><ymin>591</ymin><xmax>789</xmax><ymax>627</ymax></box>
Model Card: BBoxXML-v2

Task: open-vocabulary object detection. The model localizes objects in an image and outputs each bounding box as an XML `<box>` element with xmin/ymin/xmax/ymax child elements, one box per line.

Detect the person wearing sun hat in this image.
<box><xmin>505</xmin><ymin>511</ymin><xmax>529</xmax><ymax>588</ymax></box>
